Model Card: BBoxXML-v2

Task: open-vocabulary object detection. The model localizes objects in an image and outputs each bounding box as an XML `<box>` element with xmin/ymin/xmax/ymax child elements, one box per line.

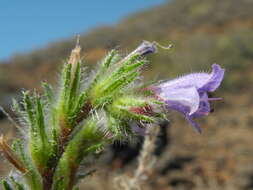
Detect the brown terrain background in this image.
<box><xmin>1</xmin><ymin>0</ymin><xmax>253</xmax><ymax>189</ymax></box>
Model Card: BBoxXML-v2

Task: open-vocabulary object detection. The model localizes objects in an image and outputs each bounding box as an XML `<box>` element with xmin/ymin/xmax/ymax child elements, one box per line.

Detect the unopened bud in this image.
<box><xmin>122</xmin><ymin>41</ymin><xmax>157</xmax><ymax>62</ymax></box>
<box><xmin>69</xmin><ymin>37</ymin><xmax>81</xmax><ymax>80</ymax></box>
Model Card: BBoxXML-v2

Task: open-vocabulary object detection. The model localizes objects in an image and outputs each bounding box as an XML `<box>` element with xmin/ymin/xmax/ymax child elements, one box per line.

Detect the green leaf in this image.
<box><xmin>35</xmin><ymin>96</ymin><xmax>47</xmax><ymax>143</ymax></box>
<box><xmin>55</xmin><ymin>61</ymin><xmax>86</xmax><ymax>134</ymax></box>
<box><xmin>102</xmin><ymin>49</ymin><xmax>117</xmax><ymax>68</ymax></box>
<box><xmin>89</xmin><ymin>50</ymin><xmax>120</xmax><ymax>89</ymax></box>
<box><xmin>68</xmin><ymin>62</ymin><xmax>82</xmax><ymax>112</ymax></box>
<box><xmin>12</xmin><ymin>139</ymin><xmax>43</xmax><ymax>190</ymax></box>
<box><xmin>24</xmin><ymin>93</ymin><xmax>52</xmax><ymax>174</ymax></box>
<box><xmin>92</xmin><ymin>71</ymin><xmax>139</xmax><ymax>107</ymax></box>
<box><xmin>12</xmin><ymin>139</ymin><xmax>27</xmax><ymax>166</ymax></box>
<box><xmin>90</xmin><ymin>53</ymin><xmax>145</xmax><ymax>106</ymax></box>
<box><xmin>108</xmin><ymin>96</ymin><xmax>157</xmax><ymax>123</ymax></box>
<box><xmin>107</xmin><ymin>114</ymin><xmax>126</xmax><ymax>139</ymax></box>
<box><xmin>23</xmin><ymin>91</ymin><xmax>35</xmax><ymax>129</ymax></box>
<box><xmin>60</xmin><ymin>63</ymin><xmax>72</xmax><ymax>111</ymax></box>
<box><xmin>52</xmin><ymin>118</ymin><xmax>105</xmax><ymax>190</ymax></box>
<box><xmin>104</xmin><ymin>71</ymin><xmax>138</xmax><ymax>94</ymax></box>
<box><xmin>109</xmin><ymin>59</ymin><xmax>145</xmax><ymax>81</ymax></box>
<box><xmin>122</xmin><ymin>53</ymin><xmax>140</xmax><ymax>65</ymax></box>
<box><xmin>56</xmin><ymin>63</ymin><xmax>72</xmax><ymax>119</ymax></box>
<box><xmin>42</xmin><ymin>82</ymin><xmax>55</xmax><ymax>105</ymax></box>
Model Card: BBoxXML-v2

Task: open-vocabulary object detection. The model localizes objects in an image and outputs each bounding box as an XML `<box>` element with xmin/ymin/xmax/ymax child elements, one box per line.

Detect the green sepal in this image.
<box><xmin>109</xmin><ymin>58</ymin><xmax>144</xmax><ymax>80</ymax></box>
<box><xmin>84</xmin><ymin>142</ymin><xmax>104</xmax><ymax>154</ymax></box>
<box><xmin>107</xmin><ymin>114</ymin><xmax>130</xmax><ymax>139</ymax></box>
<box><xmin>117</xmin><ymin>107</ymin><xmax>155</xmax><ymax>123</ymax></box>
<box><xmin>90</xmin><ymin>53</ymin><xmax>145</xmax><ymax>107</ymax></box>
<box><xmin>108</xmin><ymin>95</ymin><xmax>156</xmax><ymax>123</ymax></box>
<box><xmin>103</xmin><ymin>71</ymin><xmax>139</xmax><ymax>95</ymax></box>
<box><xmin>91</xmin><ymin>71</ymin><xmax>139</xmax><ymax>107</ymax></box>
<box><xmin>91</xmin><ymin>49</ymin><xmax>120</xmax><ymax>87</ymax></box>
<box><xmin>102</xmin><ymin>49</ymin><xmax>117</xmax><ymax>68</ymax></box>
<box><xmin>122</xmin><ymin>53</ymin><xmax>140</xmax><ymax>66</ymax></box>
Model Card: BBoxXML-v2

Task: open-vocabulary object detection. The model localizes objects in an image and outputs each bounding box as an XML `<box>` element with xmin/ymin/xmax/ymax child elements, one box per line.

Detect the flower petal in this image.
<box><xmin>158</xmin><ymin>73</ymin><xmax>208</xmax><ymax>90</ymax></box>
<box><xmin>191</xmin><ymin>92</ymin><xmax>210</xmax><ymax>118</ymax></box>
<box><xmin>153</xmin><ymin>64</ymin><xmax>224</xmax><ymax>133</ymax></box>
<box><xmin>158</xmin><ymin>64</ymin><xmax>224</xmax><ymax>93</ymax></box>
<box><xmin>185</xmin><ymin>115</ymin><xmax>202</xmax><ymax>133</ymax></box>
<box><xmin>159</xmin><ymin>87</ymin><xmax>200</xmax><ymax>115</ymax></box>
<box><xmin>199</xmin><ymin>64</ymin><xmax>225</xmax><ymax>92</ymax></box>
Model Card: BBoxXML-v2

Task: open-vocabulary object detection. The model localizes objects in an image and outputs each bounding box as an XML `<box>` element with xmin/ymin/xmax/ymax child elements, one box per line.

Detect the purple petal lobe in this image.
<box><xmin>185</xmin><ymin>115</ymin><xmax>202</xmax><ymax>134</ymax></box>
<box><xmin>160</xmin><ymin>87</ymin><xmax>200</xmax><ymax>115</ymax></box>
<box><xmin>191</xmin><ymin>92</ymin><xmax>210</xmax><ymax>118</ymax></box>
<box><xmin>199</xmin><ymin>64</ymin><xmax>225</xmax><ymax>92</ymax></box>
<box><xmin>158</xmin><ymin>73</ymin><xmax>210</xmax><ymax>90</ymax></box>
<box><xmin>159</xmin><ymin>64</ymin><xmax>224</xmax><ymax>93</ymax></box>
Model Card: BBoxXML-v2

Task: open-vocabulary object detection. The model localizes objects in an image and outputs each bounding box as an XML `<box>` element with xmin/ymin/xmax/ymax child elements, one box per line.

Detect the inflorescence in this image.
<box><xmin>0</xmin><ymin>41</ymin><xmax>224</xmax><ymax>190</ymax></box>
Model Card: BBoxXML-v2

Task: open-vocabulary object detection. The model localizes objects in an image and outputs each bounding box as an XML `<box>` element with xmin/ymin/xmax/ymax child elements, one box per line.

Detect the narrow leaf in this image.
<box><xmin>42</xmin><ymin>82</ymin><xmax>55</xmax><ymax>105</ymax></box>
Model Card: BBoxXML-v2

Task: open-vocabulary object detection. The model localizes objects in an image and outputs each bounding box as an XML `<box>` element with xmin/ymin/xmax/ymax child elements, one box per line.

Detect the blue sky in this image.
<box><xmin>0</xmin><ymin>0</ymin><xmax>165</xmax><ymax>60</ymax></box>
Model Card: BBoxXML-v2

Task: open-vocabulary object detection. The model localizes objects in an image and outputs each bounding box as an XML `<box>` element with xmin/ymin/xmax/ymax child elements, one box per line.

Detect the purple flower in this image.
<box><xmin>153</xmin><ymin>64</ymin><xmax>225</xmax><ymax>133</ymax></box>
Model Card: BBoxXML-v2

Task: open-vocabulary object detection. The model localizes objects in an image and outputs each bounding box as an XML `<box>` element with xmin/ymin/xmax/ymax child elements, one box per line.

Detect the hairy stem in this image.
<box><xmin>115</xmin><ymin>125</ymin><xmax>160</xmax><ymax>190</ymax></box>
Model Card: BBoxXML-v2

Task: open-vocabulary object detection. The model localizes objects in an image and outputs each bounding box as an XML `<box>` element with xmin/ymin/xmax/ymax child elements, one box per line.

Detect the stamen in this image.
<box><xmin>208</xmin><ymin>97</ymin><xmax>222</xmax><ymax>101</ymax></box>
<box><xmin>197</xmin><ymin>111</ymin><xmax>209</xmax><ymax>115</ymax></box>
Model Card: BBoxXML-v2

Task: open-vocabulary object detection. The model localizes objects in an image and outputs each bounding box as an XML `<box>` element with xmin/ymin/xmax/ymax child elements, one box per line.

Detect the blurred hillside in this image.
<box><xmin>1</xmin><ymin>0</ymin><xmax>253</xmax><ymax>106</ymax></box>
<box><xmin>1</xmin><ymin>0</ymin><xmax>253</xmax><ymax>189</ymax></box>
